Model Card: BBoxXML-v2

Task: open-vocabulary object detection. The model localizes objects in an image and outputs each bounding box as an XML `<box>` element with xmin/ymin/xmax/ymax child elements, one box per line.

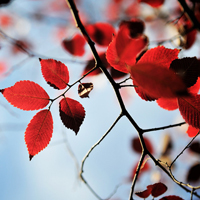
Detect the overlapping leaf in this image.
<box><xmin>147</xmin><ymin>182</ymin><xmax>167</xmax><ymax>197</ymax></box>
<box><xmin>178</xmin><ymin>94</ymin><xmax>200</xmax><ymax>129</ymax></box>
<box><xmin>59</xmin><ymin>97</ymin><xmax>85</xmax><ymax>134</ymax></box>
<box><xmin>106</xmin><ymin>20</ymin><xmax>148</xmax><ymax>73</ymax></box>
<box><xmin>25</xmin><ymin>109</ymin><xmax>53</xmax><ymax>160</ymax></box>
<box><xmin>129</xmin><ymin>63</ymin><xmax>187</xmax><ymax>99</ymax></box>
<box><xmin>62</xmin><ymin>34</ymin><xmax>86</xmax><ymax>56</ymax></box>
<box><xmin>40</xmin><ymin>58</ymin><xmax>69</xmax><ymax>89</ymax></box>
<box><xmin>132</xmin><ymin>46</ymin><xmax>180</xmax><ymax>101</ymax></box>
<box><xmin>1</xmin><ymin>80</ymin><xmax>49</xmax><ymax>110</ymax></box>
<box><xmin>86</xmin><ymin>22</ymin><xmax>115</xmax><ymax>46</ymax></box>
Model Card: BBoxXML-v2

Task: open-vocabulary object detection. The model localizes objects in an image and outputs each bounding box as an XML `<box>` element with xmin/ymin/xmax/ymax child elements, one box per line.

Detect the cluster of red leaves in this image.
<box><xmin>1</xmin><ymin>59</ymin><xmax>87</xmax><ymax>159</ymax></box>
<box><xmin>105</xmin><ymin>18</ymin><xmax>200</xmax><ymax>137</ymax></box>
<box><xmin>135</xmin><ymin>182</ymin><xmax>183</xmax><ymax>199</ymax></box>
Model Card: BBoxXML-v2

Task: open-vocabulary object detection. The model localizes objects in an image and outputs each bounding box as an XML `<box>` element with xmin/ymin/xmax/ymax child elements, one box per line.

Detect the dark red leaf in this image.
<box><xmin>78</xmin><ymin>83</ymin><xmax>93</xmax><ymax>98</ymax></box>
<box><xmin>25</xmin><ymin>109</ymin><xmax>53</xmax><ymax>160</ymax></box>
<box><xmin>119</xmin><ymin>19</ymin><xmax>145</xmax><ymax>38</ymax></box>
<box><xmin>156</xmin><ymin>98</ymin><xmax>178</xmax><ymax>111</ymax></box>
<box><xmin>86</xmin><ymin>22</ymin><xmax>115</xmax><ymax>46</ymax></box>
<box><xmin>138</xmin><ymin>0</ymin><xmax>165</xmax><ymax>7</ymax></box>
<box><xmin>110</xmin><ymin>67</ymin><xmax>127</xmax><ymax>79</ymax></box>
<box><xmin>135</xmin><ymin>188</ymin><xmax>152</xmax><ymax>198</ymax></box>
<box><xmin>82</xmin><ymin>52</ymin><xmax>110</xmax><ymax>76</ymax></box>
<box><xmin>129</xmin><ymin>63</ymin><xmax>188</xmax><ymax>99</ymax></box>
<box><xmin>40</xmin><ymin>58</ymin><xmax>69</xmax><ymax>90</ymax></box>
<box><xmin>131</xmin><ymin>137</ymin><xmax>154</xmax><ymax>154</ymax></box>
<box><xmin>187</xmin><ymin>125</ymin><xmax>199</xmax><ymax>137</ymax></box>
<box><xmin>159</xmin><ymin>196</ymin><xmax>184</xmax><ymax>200</ymax></box>
<box><xmin>178</xmin><ymin>94</ymin><xmax>200</xmax><ymax>129</ymax></box>
<box><xmin>1</xmin><ymin>80</ymin><xmax>49</xmax><ymax>110</ymax></box>
<box><xmin>62</xmin><ymin>34</ymin><xmax>86</xmax><ymax>56</ymax></box>
<box><xmin>59</xmin><ymin>97</ymin><xmax>85</xmax><ymax>134</ymax></box>
<box><xmin>170</xmin><ymin>57</ymin><xmax>199</xmax><ymax>88</ymax></box>
<box><xmin>189</xmin><ymin>141</ymin><xmax>200</xmax><ymax>154</ymax></box>
<box><xmin>187</xmin><ymin>163</ymin><xmax>200</xmax><ymax>183</ymax></box>
<box><xmin>147</xmin><ymin>182</ymin><xmax>167</xmax><ymax>197</ymax></box>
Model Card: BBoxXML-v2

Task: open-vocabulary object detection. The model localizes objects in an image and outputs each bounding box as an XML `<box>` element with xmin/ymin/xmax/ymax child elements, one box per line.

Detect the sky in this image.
<box><xmin>0</xmin><ymin>0</ymin><xmax>200</xmax><ymax>200</ymax></box>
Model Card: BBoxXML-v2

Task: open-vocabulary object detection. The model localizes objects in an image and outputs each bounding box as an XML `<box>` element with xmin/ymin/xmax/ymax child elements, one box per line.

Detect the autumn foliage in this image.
<box><xmin>1</xmin><ymin>0</ymin><xmax>200</xmax><ymax>199</ymax></box>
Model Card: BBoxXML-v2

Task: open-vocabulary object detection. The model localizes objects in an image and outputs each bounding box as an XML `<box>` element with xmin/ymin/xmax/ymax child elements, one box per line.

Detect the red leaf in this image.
<box><xmin>82</xmin><ymin>52</ymin><xmax>110</xmax><ymax>76</ymax></box>
<box><xmin>86</xmin><ymin>22</ymin><xmax>116</xmax><ymax>46</ymax></box>
<box><xmin>78</xmin><ymin>83</ymin><xmax>93</xmax><ymax>98</ymax></box>
<box><xmin>40</xmin><ymin>58</ymin><xmax>69</xmax><ymax>90</ymax></box>
<box><xmin>138</xmin><ymin>0</ymin><xmax>165</xmax><ymax>7</ymax></box>
<box><xmin>59</xmin><ymin>97</ymin><xmax>85</xmax><ymax>134</ymax></box>
<box><xmin>106</xmin><ymin>23</ymin><xmax>148</xmax><ymax>73</ymax></box>
<box><xmin>138</xmin><ymin>46</ymin><xmax>179</xmax><ymax>68</ymax></box>
<box><xmin>62</xmin><ymin>34</ymin><xmax>86</xmax><ymax>56</ymax></box>
<box><xmin>25</xmin><ymin>109</ymin><xmax>53</xmax><ymax>160</ymax></box>
<box><xmin>156</xmin><ymin>98</ymin><xmax>178</xmax><ymax>111</ymax></box>
<box><xmin>119</xmin><ymin>19</ymin><xmax>145</xmax><ymax>38</ymax></box>
<box><xmin>129</xmin><ymin>63</ymin><xmax>187</xmax><ymax>99</ymax></box>
<box><xmin>178</xmin><ymin>94</ymin><xmax>200</xmax><ymax>129</ymax></box>
<box><xmin>147</xmin><ymin>182</ymin><xmax>167</xmax><ymax>197</ymax></box>
<box><xmin>131</xmin><ymin>137</ymin><xmax>154</xmax><ymax>154</ymax></box>
<box><xmin>159</xmin><ymin>196</ymin><xmax>184</xmax><ymax>200</ymax></box>
<box><xmin>186</xmin><ymin>125</ymin><xmax>199</xmax><ymax>137</ymax></box>
<box><xmin>133</xmin><ymin>46</ymin><xmax>180</xmax><ymax>100</ymax></box>
<box><xmin>135</xmin><ymin>188</ymin><xmax>151</xmax><ymax>198</ymax></box>
<box><xmin>1</xmin><ymin>80</ymin><xmax>49</xmax><ymax>110</ymax></box>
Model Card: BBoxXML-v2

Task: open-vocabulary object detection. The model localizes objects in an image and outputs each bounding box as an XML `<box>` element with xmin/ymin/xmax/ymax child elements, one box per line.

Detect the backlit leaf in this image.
<box><xmin>1</xmin><ymin>80</ymin><xmax>49</xmax><ymax>110</ymax></box>
<box><xmin>86</xmin><ymin>22</ymin><xmax>115</xmax><ymax>46</ymax></box>
<box><xmin>62</xmin><ymin>34</ymin><xmax>86</xmax><ymax>56</ymax></box>
<box><xmin>178</xmin><ymin>95</ymin><xmax>200</xmax><ymax>129</ymax></box>
<box><xmin>187</xmin><ymin>125</ymin><xmax>199</xmax><ymax>137</ymax></box>
<box><xmin>156</xmin><ymin>98</ymin><xmax>178</xmax><ymax>111</ymax></box>
<box><xmin>129</xmin><ymin>63</ymin><xmax>187</xmax><ymax>99</ymax></box>
<box><xmin>138</xmin><ymin>46</ymin><xmax>179</xmax><ymax>68</ymax></box>
<box><xmin>40</xmin><ymin>58</ymin><xmax>69</xmax><ymax>89</ymax></box>
<box><xmin>147</xmin><ymin>182</ymin><xmax>167</xmax><ymax>197</ymax></box>
<box><xmin>25</xmin><ymin>109</ymin><xmax>53</xmax><ymax>160</ymax></box>
<box><xmin>106</xmin><ymin>23</ymin><xmax>148</xmax><ymax>73</ymax></box>
<box><xmin>59</xmin><ymin>97</ymin><xmax>85</xmax><ymax>134</ymax></box>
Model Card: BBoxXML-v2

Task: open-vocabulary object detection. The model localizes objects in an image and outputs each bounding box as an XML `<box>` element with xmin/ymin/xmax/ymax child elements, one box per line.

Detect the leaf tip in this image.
<box><xmin>29</xmin><ymin>154</ymin><xmax>34</xmax><ymax>161</ymax></box>
<box><xmin>39</xmin><ymin>58</ymin><xmax>42</xmax><ymax>62</ymax></box>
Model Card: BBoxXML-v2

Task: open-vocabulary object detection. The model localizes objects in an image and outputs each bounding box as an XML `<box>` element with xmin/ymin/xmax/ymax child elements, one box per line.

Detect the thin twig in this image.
<box><xmin>143</xmin><ymin>122</ymin><xmax>186</xmax><ymax>133</ymax></box>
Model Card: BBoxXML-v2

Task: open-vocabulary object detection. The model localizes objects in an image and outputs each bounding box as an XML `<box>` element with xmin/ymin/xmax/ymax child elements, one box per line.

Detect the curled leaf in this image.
<box><xmin>78</xmin><ymin>83</ymin><xmax>93</xmax><ymax>98</ymax></box>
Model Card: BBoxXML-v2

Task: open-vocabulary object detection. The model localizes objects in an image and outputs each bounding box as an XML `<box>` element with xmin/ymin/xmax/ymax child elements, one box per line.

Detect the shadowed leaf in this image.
<box><xmin>187</xmin><ymin>163</ymin><xmax>200</xmax><ymax>183</ymax></box>
<box><xmin>59</xmin><ymin>97</ymin><xmax>85</xmax><ymax>134</ymax></box>
<box><xmin>147</xmin><ymin>182</ymin><xmax>167</xmax><ymax>197</ymax></box>
<box><xmin>159</xmin><ymin>196</ymin><xmax>184</xmax><ymax>200</ymax></box>
<box><xmin>189</xmin><ymin>141</ymin><xmax>200</xmax><ymax>154</ymax></box>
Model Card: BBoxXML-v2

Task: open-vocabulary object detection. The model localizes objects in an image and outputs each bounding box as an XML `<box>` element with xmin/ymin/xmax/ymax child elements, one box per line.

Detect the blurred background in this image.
<box><xmin>0</xmin><ymin>0</ymin><xmax>200</xmax><ymax>199</ymax></box>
